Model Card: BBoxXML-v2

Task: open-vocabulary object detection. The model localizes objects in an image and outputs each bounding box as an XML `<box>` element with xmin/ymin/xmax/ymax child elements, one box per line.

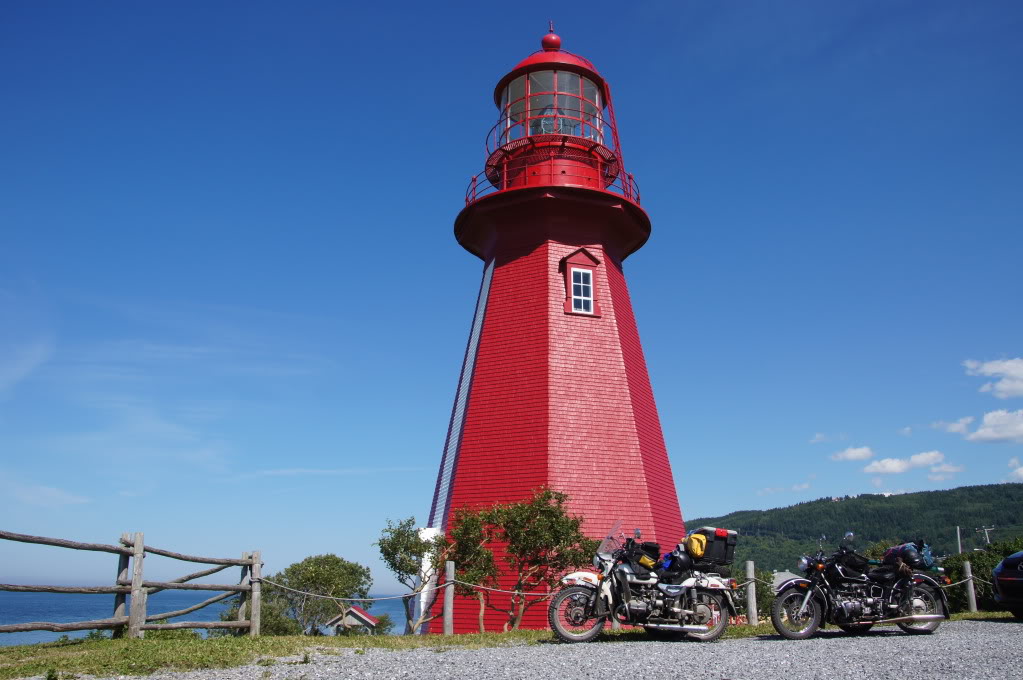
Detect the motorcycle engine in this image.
<box><xmin>834</xmin><ymin>585</ymin><xmax>880</xmax><ymax>621</ymax></box>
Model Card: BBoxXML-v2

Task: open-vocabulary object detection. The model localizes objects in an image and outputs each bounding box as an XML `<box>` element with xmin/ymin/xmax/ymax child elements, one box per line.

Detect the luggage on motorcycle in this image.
<box><xmin>838</xmin><ymin>551</ymin><xmax>870</xmax><ymax>573</ymax></box>
<box><xmin>690</xmin><ymin>527</ymin><xmax>738</xmax><ymax>566</ymax></box>
<box><xmin>685</xmin><ymin>533</ymin><xmax>708</xmax><ymax>559</ymax></box>
<box><xmin>883</xmin><ymin>542</ymin><xmax>925</xmax><ymax>569</ymax></box>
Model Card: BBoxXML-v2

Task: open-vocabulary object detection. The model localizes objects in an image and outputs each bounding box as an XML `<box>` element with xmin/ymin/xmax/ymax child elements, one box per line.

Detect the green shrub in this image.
<box><xmin>941</xmin><ymin>535</ymin><xmax>1023</xmax><ymax>612</ymax></box>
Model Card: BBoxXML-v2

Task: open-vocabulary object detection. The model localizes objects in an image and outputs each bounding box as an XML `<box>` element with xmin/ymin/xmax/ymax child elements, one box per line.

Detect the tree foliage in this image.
<box><xmin>447</xmin><ymin>506</ymin><xmax>499</xmax><ymax>633</ymax></box>
<box><xmin>376</xmin><ymin>516</ymin><xmax>447</xmax><ymax>634</ymax></box>
<box><xmin>688</xmin><ymin>483</ymin><xmax>1023</xmax><ymax>572</ymax></box>
<box><xmin>264</xmin><ymin>554</ymin><xmax>372</xmax><ymax>634</ymax></box>
<box><xmin>446</xmin><ymin>488</ymin><xmax>597</xmax><ymax>631</ymax></box>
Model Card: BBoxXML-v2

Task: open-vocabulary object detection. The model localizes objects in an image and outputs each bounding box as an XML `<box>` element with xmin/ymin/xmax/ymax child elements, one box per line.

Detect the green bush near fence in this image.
<box><xmin>941</xmin><ymin>536</ymin><xmax>1023</xmax><ymax>612</ymax></box>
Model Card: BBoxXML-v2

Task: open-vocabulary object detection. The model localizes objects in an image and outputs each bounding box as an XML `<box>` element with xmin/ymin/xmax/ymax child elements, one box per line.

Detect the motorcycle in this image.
<box><xmin>771</xmin><ymin>532</ymin><xmax>950</xmax><ymax>639</ymax></box>
<box><xmin>548</xmin><ymin>521</ymin><xmax>738</xmax><ymax>643</ymax></box>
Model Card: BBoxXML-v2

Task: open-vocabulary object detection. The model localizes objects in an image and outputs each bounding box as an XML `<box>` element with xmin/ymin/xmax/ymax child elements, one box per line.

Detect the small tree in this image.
<box><xmin>482</xmin><ymin>489</ymin><xmax>597</xmax><ymax>631</ymax></box>
<box><xmin>447</xmin><ymin>506</ymin><xmax>499</xmax><ymax>632</ymax></box>
<box><xmin>376</xmin><ymin>517</ymin><xmax>448</xmax><ymax>634</ymax></box>
<box><xmin>265</xmin><ymin>554</ymin><xmax>372</xmax><ymax>634</ymax></box>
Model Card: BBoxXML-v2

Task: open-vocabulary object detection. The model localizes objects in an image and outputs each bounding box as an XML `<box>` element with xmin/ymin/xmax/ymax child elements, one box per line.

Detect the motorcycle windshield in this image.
<box><xmin>597</xmin><ymin>520</ymin><xmax>624</xmax><ymax>555</ymax></box>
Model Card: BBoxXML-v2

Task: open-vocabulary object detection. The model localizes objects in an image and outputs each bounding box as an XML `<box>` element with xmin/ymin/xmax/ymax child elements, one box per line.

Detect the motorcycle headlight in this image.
<box><xmin>797</xmin><ymin>555</ymin><xmax>810</xmax><ymax>572</ymax></box>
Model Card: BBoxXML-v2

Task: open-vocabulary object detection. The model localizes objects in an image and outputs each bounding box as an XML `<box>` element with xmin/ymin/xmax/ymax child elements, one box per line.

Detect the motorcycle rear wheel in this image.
<box><xmin>771</xmin><ymin>588</ymin><xmax>822</xmax><ymax>640</ymax></box>
<box><xmin>548</xmin><ymin>585</ymin><xmax>605</xmax><ymax>643</ymax></box>
<box><xmin>685</xmin><ymin>591</ymin><xmax>728</xmax><ymax>642</ymax></box>
<box><xmin>896</xmin><ymin>584</ymin><xmax>941</xmax><ymax>635</ymax></box>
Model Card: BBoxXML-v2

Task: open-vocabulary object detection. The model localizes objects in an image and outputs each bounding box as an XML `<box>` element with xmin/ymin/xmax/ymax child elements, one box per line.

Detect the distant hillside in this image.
<box><xmin>686</xmin><ymin>483</ymin><xmax>1023</xmax><ymax>572</ymax></box>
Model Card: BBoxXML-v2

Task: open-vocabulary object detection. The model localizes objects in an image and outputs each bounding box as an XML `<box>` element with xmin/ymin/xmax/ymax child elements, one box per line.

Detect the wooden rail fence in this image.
<box><xmin>0</xmin><ymin>530</ymin><xmax>261</xmax><ymax>638</ymax></box>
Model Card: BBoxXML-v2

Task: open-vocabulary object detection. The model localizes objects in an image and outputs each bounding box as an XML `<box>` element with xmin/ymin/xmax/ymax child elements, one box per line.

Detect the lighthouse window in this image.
<box><xmin>571</xmin><ymin>269</ymin><xmax>594</xmax><ymax>314</ymax></box>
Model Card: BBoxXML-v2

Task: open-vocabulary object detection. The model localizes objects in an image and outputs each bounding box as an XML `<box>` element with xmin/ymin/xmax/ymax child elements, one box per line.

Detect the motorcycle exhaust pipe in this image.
<box><xmin>874</xmin><ymin>614</ymin><xmax>944</xmax><ymax>625</ymax></box>
<box><xmin>645</xmin><ymin>623</ymin><xmax>709</xmax><ymax>632</ymax></box>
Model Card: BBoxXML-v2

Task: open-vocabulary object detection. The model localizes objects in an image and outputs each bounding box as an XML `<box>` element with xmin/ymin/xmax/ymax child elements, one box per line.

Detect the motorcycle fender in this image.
<box><xmin>776</xmin><ymin>579</ymin><xmax>830</xmax><ymax>618</ymax></box>
<box><xmin>718</xmin><ymin>589</ymin><xmax>739</xmax><ymax>617</ymax></box>
<box><xmin>909</xmin><ymin>573</ymin><xmax>952</xmax><ymax>619</ymax></box>
<box><xmin>561</xmin><ymin>571</ymin><xmax>599</xmax><ymax>589</ymax></box>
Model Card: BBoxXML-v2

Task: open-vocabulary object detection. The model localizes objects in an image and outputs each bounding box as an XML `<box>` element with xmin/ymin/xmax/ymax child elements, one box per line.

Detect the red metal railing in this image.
<box><xmin>465</xmin><ymin>160</ymin><xmax>641</xmax><ymax>206</ymax></box>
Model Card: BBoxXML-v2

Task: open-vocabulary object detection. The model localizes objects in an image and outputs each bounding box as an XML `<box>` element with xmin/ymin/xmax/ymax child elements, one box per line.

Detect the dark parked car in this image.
<box><xmin>993</xmin><ymin>550</ymin><xmax>1023</xmax><ymax>619</ymax></box>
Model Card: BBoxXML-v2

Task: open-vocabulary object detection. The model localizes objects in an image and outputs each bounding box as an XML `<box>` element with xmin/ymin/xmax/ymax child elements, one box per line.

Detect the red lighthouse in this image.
<box><xmin>428</xmin><ymin>30</ymin><xmax>685</xmax><ymax>631</ymax></box>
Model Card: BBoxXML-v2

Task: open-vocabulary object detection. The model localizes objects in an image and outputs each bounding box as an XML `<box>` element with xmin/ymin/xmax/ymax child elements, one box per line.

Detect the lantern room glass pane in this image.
<box><xmin>582</xmin><ymin>78</ymin><xmax>600</xmax><ymax>106</ymax></box>
<box><xmin>529</xmin><ymin>71</ymin><xmax>554</xmax><ymax>95</ymax></box>
<box><xmin>559</xmin><ymin>71</ymin><xmax>580</xmax><ymax>96</ymax></box>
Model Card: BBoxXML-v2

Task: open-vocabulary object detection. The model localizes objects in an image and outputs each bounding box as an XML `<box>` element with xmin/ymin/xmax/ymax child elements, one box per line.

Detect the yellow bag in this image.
<box><xmin>638</xmin><ymin>554</ymin><xmax>657</xmax><ymax>569</ymax></box>
<box><xmin>686</xmin><ymin>533</ymin><xmax>707</xmax><ymax>559</ymax></box>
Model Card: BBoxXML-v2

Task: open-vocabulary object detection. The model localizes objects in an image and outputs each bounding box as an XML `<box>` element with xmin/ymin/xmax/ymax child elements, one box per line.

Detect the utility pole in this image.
<box><xmin>956</xmin><ymin>526</ymin><xmax>962</xmax><ymax>554</ymax></box>
<box><xmin>975</xmin><ymin>526</ymin><xmax>995</xmax><ymax>545</ymax></box>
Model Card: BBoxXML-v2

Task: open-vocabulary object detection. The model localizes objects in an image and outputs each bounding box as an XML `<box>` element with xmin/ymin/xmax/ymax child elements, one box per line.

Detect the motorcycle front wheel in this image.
<box><xmin>771</xmin><ymin>588</ymin><xmax>822</xmax><ymax>640</ymax></box>
<box><xmin>685</xmin><ymin>591</ymin><xmax>728</xmax><ymax>642</ymax></box>
<box><xmin>896</xmin><ymin>584</ymin><xmax>942</xmax><ymax>635</ymax></box>
<box><xmin>548</xmin><ymin>585</ymin><xmax>605</xmax><ymax>643</ymax></box>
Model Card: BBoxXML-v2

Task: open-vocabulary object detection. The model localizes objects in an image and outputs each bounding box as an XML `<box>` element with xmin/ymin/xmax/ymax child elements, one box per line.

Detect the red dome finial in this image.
<box><xmin>542</xmin><ymin>22</ymin><xmax>561</xmax><ymax>51</ymax></box>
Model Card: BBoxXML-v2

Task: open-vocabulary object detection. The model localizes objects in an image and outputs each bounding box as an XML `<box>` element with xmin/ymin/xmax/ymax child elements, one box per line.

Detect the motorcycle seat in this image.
<box><xmin>867</xmin><ymin>567</ymin><xmax>899</xmax><ymax>582</ymax></box>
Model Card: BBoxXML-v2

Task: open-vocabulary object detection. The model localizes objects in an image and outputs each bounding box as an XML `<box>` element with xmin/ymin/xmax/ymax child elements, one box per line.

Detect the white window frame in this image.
<box><xmin>570</xmin><ymin>267</ymin><xmax>594</xmax><ymax>314</ymax></box>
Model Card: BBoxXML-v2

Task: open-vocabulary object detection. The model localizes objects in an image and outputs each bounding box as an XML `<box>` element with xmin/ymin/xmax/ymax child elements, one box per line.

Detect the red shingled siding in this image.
<box><xmin>438</xmin><ymin>229</ymin><xmax>684</xmax><ymax>633</ymax></box>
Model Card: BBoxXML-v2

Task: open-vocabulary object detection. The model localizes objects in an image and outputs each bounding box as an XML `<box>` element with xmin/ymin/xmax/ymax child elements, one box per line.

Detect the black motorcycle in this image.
<box><xmin>771</xmin><ymin>532</ymin><xmax>950</xmax><ymax>639</ymax></box>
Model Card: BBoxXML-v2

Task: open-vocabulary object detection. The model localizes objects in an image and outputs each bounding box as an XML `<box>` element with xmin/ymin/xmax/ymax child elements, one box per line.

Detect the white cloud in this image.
<box><xmin>966</xmin><ymin>410</ymin><xmax>1023</xmax><ymax>444</ymax></box>
<box><xmin>791</xmin><ymin>482</ymin><xmax>810</xmax><ymax>491</ymax></box>
<box><xmin>899</xmin><ymin>427</ymin><xmax>913</xmax><ymax>436</ymax></box>
<box><xmin>871</xmin><ymin>477</ymin><xmax>883</xmax><ymax>488</ymax></box>
<box><xmin>964</xmin><ymin>358</ymin><xmax>1023</xmax><ymax>399</ymax></box>
<box><xmin>910</xmin><ymin>451</ymin><xmax>945</xmax><ymax>466</ymax></box>
<box><xmin>1010</xmin><ymin>458</ymin><xmax>1023</xmax><ymax>481</ymax></box>
<box><xmin>831</xmin><ymin>446</ymin><xmax>874</xmax><ymax>461</ymax></box>
<box><xmin>928</xmin><ymin>462</ymin><xmax>963</xmax><ymax>482</ymax></box>
<box><xmin>253</xmin><ymin>466</ymin><xmax>426</xmax><ymax>478</ymax></box>
<box><xmin>932</xmin><ymin>416</ymin><xmax>974</xmax><ymax>434</ymax></box>
<box><xmin>863</xmin><ymin>450</ymin><xmax>945</xmax><ymax>475</ymax></box>
<box><xmin>809</xmin><ymin>433</ymin><xmax>827</xmax><ymax>444</ymax></box>
<box><xmin>864</xmin><ymin>458</ymin><xmax>912</xmax><ymax>474</ymax></box>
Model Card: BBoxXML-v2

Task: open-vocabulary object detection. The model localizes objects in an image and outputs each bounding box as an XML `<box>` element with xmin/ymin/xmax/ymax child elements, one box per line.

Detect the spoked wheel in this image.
<box><xmin>896</xmin><ymin>585</ymin><xmax>941</xmax><ymax>634</ymax></box>
<box><xmin>548</xmin><ymin>585</ymin><xmax>605</xmax><ymax>643</ymax></box>
<box><xmin>837</xmin><ymin>623</ymin><xmax>874</xmax><ymax>635</ymax></box>
<box><xmin>772</xmin><ymin>588</ymin><xmax>822</xmax><ymax>640</ymax></box>
<box><xmin>685</xmin><ymin>591</ymin><xmax>728</xmax><ymax>642</ymax></box>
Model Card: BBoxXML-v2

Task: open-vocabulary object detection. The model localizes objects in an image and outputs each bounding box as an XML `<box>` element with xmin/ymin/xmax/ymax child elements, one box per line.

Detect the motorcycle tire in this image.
<box><xmin>685</xmin><ymin>591</ymin><xmax>728</xmax><ymax>642</ymax></box>
<box><xmin>837</xmin><ymin>623</ymin><xmax>874</xmax><ymax>635</ymax></box>
<box><xmin>548</xmin><ymin>585</ymin><xmax>605</xmax><ymax>643</ymax></box>
<box><xmin>1010</xmin><ymin>608</ymin><xmax>1023</xmax><ymax>621</ymax></box>
<box><xmin>771</xmin><ymin>588</ymin><xmax>822</xmax><ymax>640</ymax></box>
<box><xmin>896</xmin><ymin>584</ymin><xmax>941</xmax><ymax>635</ymax></box>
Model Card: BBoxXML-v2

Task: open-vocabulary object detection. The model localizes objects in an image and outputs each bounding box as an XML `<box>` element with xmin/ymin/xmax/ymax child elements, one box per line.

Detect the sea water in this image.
<box><xmin>0</xmin><ymin>591</ymin><xmax>408</xmax><ymax>646</ymax></box>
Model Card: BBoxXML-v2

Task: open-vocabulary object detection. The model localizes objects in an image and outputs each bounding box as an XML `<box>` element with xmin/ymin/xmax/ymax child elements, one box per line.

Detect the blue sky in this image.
<box><xmin>1</xmin><ymin>1</ymin><xmax>1021</xmax><ymax>591</ymax></box>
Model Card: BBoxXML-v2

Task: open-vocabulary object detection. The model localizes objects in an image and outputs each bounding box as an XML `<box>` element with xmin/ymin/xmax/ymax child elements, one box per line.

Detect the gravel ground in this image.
<box><xmin>30</xmin><ymin>620</ymin><xmax>1023</xmax><ymax>680</ymax></box>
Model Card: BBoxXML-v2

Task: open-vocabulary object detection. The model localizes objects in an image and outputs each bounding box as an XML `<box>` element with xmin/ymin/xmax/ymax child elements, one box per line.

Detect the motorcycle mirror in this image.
<box><xmin>634</xmin><ymin>528</ymin><xmax>642</xmax><ymax>539</ymax></box>
<box><xmin>844</xmin><ymin>531</ymin><xmax>854</xmax><ymax>540</ymax></box>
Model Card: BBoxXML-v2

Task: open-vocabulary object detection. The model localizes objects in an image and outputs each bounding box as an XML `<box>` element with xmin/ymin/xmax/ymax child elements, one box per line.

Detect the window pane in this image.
<box><xmin>509</xmin><ymin>76</ymin><xmax>525</xmax><ymax>105</ymax></box>
<box><xmin>582</xmin><ymin>78</ymin><xmax>599</xmax><ymax>104</ymax></box>
<box><xmin>529</xmin><ymin>70</ymin><xmax>554</xmax><ymax>94</ymax></box>
<box><xmin>573</xmin><ymin>271</ymin><xmax>581</xmax><ymax>283</ymax></box>
<box><xmin>582</xmin><ymin>300</ymin><xmax>592</xmax><ymax>312</ymax></box>
<box><xmin>573</xmin><ymin>284</ymin><xmax>582</xmax><ymax>297</ymax></box>
<box><xmin>581</xmin><ymin>271</ymin><xmax>591</xmax><ymax>284</ymax></box>
<box><xmin>573</xmin><ymin>299</ymin><xmax>583</xmax><ymax>311</ymax></box>
<box><xmin>559</xmin><ymin>71</ymin><xmax>580</xmax><ymax>96</ymax></box>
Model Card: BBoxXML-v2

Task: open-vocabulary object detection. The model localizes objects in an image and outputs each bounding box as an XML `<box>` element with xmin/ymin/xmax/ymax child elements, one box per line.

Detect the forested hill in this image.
<box><xmin>686</xmin><ymin>483</ymin><xmax>1023</xmax><ymax>572</ymax></box>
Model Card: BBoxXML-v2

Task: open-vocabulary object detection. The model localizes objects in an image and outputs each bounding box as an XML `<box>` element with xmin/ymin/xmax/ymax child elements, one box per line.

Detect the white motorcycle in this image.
<box><xmin>548</xmin><ymin>521</ymin><xmax>738</xmax><ymax>643</ymax></box>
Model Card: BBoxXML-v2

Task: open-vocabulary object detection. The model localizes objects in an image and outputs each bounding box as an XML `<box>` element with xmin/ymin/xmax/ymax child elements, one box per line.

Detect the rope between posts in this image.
<box><xmin>253</xmin><ymin>577</ymin><xmax>555</xmax><ymax>602</ymax></box>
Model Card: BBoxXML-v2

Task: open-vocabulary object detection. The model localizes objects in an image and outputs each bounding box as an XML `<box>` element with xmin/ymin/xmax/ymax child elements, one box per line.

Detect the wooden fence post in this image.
<box><xmin>963</xmin><ymin>560</ymin><xmax>977</xmax><ymax>613</ymax></box>
<box><xmin>127</xmin><ymin>532</ymin><xmax>147</xmax><ymax>638</ymax></box>
<box><xmin>745</xmin><ymin>561</ymin><xmax>758</xmax><ymax>625</ymax></box>
<box><xmin>111</xmin><ymin>532</ymin><xmax>131</xmax><ymax>638</ymax></box>
<box><xmin>443</xmin><ymin>561</ymin><xmax>454</xmax><ymax>635</ymax></box>
<box><xmin>236</xmin><ymin>552</ymin><xmax>250</xmax><ymax>626</ymax></box>
<box><xmin>249</xmin><ymin>551</ymin><xmax>261</xmax><ymax>637</ymax></box>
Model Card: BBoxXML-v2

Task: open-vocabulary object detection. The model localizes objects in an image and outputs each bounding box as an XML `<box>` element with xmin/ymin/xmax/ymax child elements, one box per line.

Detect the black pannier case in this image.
<box><xmin>692</xmin><ymin>527</ymin><xmax>738</xmax><ymax>566</ymax></box>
